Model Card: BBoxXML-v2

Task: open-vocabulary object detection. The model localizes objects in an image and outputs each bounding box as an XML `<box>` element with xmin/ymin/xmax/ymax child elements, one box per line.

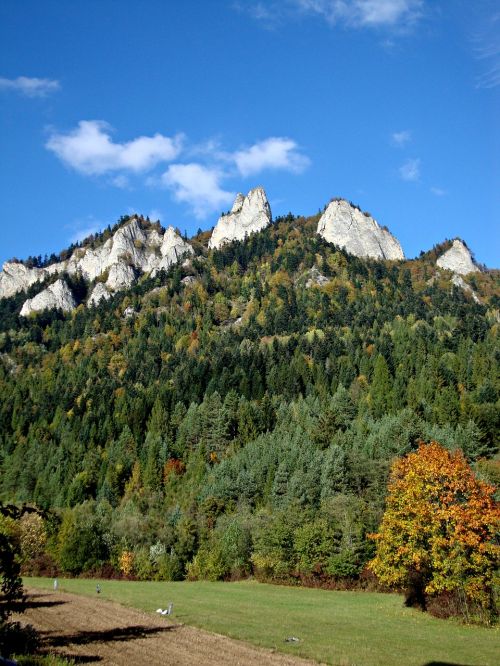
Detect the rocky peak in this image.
<box><xmin>20</xmin><ymin>279</ymin><xmax>76</xmax><ymax>316</ymax></box>
<box><xmin>160</xmin><ymin>226</ymin><xmax>194</xmax><ymax>260</ymax></box>
<box><xmin>0</xmin><ymin>219</ymin><xmax>194</xmax><ymax>308</ymax></box>
<box><xmin>317</xmin><ymin>199</ymin><xmax>404</xmax><ymax>261</ymax></box>
<box><xmin>151</xmin><ymin>226</ymin><xmax>194</xmax><ymax>276</ymax></box>
<box><xmin>436</xmin><ymin>239</ymin><xmax>480</xmax><ymax>276</ymax></box>
<box><xmin>231</xmin><ymin>193</ymin><xmax>246</xmax><ymax>214</ymax></box>
<box><xmin>208</xmin><ymin>187</ymin><xmax>272</xmax><ymax>250</ymax></box>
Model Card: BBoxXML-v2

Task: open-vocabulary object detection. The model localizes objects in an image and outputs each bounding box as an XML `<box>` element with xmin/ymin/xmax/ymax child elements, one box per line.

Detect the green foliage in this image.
<box><xmin>57</xmin><ymin>501</ymin><xmax>111</xmax><ymax>574</ymax></box>
<box><xmin>0</xmin><ymin>516</ymin><xmax>23</xmax><ymax>625</ymax></box>
<box><xmin>0</xmin><ymin>504</ymin><xmax>48</xmax><ymax>656</ymax></box>
<box><xmin>188</xmin><ymin>514</ymin><xmax>252</xmax><ymax>581</ymax></box>
<box><xmin>0</xmin><ymin>211</ymin><xmax>498</xmax><ymax>594</ymax></box>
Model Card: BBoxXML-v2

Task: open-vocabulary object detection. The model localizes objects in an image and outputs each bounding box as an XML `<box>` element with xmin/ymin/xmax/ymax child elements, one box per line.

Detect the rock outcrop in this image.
<box><xmin>20</xmin><ymin>279</ymin><xmax>76</xmax><ymax>316</ymax></box>
<box><xmin>305</xmin><ymin>267</ymin><xmax>330</xmax><ymax>288</ymax></box>
<box><xmin>0</xmin><ymin>262</ymin><xmax>48</xmax><ymax>299</ymax></box>
<box><xmin>208</xmin><ymin>187</ymin><xmax>272</xmax><ymax>250</ymax></box>
<box><xmin>317</xmin><ymin>199</ymin><xmax>404</xmax><ymax>261</ymax></box>
<box><xmin>106</xmin><ymin>263</ymin><xmax>136</xmax><ymax>291</ymax></box>
<box><xmin>436</xmin><ymin>239</ymin><xmax>480</xmax><ymax>276</ymax></box>
<box><xmin>87</xmin><ymin>283</ymin><xmax>111</xmax><ymax>307</ymax></box>
<box><xmin>0</xmin><ymin>218</ymin><xmax>194</xmax><ymax>308</ymax></box>
<box><xmin>152</xmin><ymin>226</ymin><xmax>194</xmax><ymax>276</ymax></box>
<box><xmin>451</xmin><ymin>273</ymin><xmax>480</xmax><ymax>304</ymax></box>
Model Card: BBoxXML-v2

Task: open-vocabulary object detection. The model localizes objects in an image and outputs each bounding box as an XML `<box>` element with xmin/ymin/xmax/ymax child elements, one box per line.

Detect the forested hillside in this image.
<box><xmin>0</xmin><ymin>212</ymin><xmax>498</xmax><ymax>584</ymax></box>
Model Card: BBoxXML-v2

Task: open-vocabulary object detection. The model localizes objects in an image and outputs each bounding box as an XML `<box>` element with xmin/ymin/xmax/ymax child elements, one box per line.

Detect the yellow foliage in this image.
<box><xmin>269</xmin><ymin>270</ymin><xmax>292</xmax><ymax>290</ymax></box>
<box><xmin>19</xmin><ymin>513</ymin><xmax>46</xmax><ymax>562</ymax></box>
<box><xmin>119</xmin><ymin>550</ymin><xmax>135</xmax><ymax>577</ymax></box>
<box><xmin>370</xmin><ymin>442</ymin><xmax>499</xmax><ymax>611</ymax></box>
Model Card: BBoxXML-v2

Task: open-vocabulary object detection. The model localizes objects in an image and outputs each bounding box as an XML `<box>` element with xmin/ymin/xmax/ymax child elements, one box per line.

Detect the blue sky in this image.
<box><xmin>0</xmin><ymin>0</ymin><xmax>498</xmax><ymax>266</ymax></box>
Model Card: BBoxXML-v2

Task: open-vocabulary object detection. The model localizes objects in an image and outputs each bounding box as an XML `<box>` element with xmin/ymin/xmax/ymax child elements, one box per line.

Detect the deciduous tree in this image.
<box><xmin>369</xmin><ymin>441</ymin><xmax>499</xmax><ymax>621</ymax></box>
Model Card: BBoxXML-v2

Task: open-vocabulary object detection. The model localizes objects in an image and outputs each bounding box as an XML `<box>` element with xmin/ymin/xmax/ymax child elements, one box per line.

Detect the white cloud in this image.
<box><xmin>472</xmin><ymin>5</ymin><xmax>500</xmax><ymax>89</ymax></box>
<box><xmin>238</xmin><ymin>1</ymin><xmax>423</xmax><ymax>30</ymax></box>
<box><xmin>46</xmin><ymin>120</ymin><xmax>310</xmax><ymax>218</ymax></box>
<box><xmin>294</xmin><ymin>0</ymin><xmax>423</xmax><ymax>28</ymax></box>
<box><xmin>476</xmin><ymin>62</ymin><xmax>500</xmax><ymax>89</ymax></box>
<box><xmin>162</xmin><ymin>163</ymin><xmax>235</xmax><ymax>219</ymax></box>
<box><xmin>430</xmin><ymin>186</ymin><xmax>446</xmax><ymax>197</ymax></box>
<box><xmin>0</xmin><ymin>76</ymin><xmax>60</xmax><ymax>97</ymax></box>
<box><xmin>46</xmin><ymin>120</ymin><xmax>183</xmax><ymax>175</ymax></box>
<box><xmin>237</xmin><ymin>1</ymin><xmax>275</xmax><ymax>21</ymax></box>
<box><xmin>399</xmin><ymin>158</ymin><xmax>420</xmax><ymax>181</ymax></box>
<box><xmin>391</xmin><ymin>129</ymin><xmax>412</xmax><ymax>146</ymax></box>
<box><xmin>232</xmin><ymin>137</ymin><xmax>310</xmax><ymax>177</ymax></box>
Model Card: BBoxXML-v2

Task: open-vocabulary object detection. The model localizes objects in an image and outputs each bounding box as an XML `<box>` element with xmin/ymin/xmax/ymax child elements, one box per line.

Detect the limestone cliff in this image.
<box><xmin>0</xmin><ymin>218</ymin><xmax>194</xmax><ymax>307</ymax></box>
<box><xmin>152</xmin><ymin>226</ymin><xmax>194</xmax><ymax>276</ymax></box>
<box><xmin>436</xmin><ymin>239</ymin><xmax>480</xmax><ymax>276</ymax></box>
<box><xmin>20</xmin><ymin>279</ymin><xmax>76</xmax><ymax>316</ymax></box>
<box><xmin>208</xmin><ymin>187</ymin><xmax>272</xmax><ymax>250</ymax></box>
<box><xmin>87</xmin><ymin>283</ymin><xmax>112</xmax><ymax>307</ymax></box>
<box><xmin>317</xmin><ymin>199</ymin><xmax>404</xmax><ymax>261</ymax></box>
<box><xmin>0</xmin><ymin>262</ymin><xmax>49</xmax><ymax>299</ymax></box>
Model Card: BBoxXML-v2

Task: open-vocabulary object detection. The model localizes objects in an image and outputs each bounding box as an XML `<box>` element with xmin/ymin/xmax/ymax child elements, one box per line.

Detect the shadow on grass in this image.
<box><xmin>41</xmin><ymin>623</ymin><xmax>176</xmax><ymax>648</ymax></box>
<box><xmin>423</xmin><ymin>662</ymin><xmax>475</xmax><ymax>666</ymax></box>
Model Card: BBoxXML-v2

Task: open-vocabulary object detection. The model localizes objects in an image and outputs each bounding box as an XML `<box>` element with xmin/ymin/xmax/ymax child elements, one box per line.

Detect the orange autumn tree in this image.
<box><xmin>370</xmin><ymin>441</ymin><xmax>499</xmax><ymax>620</ymax></box>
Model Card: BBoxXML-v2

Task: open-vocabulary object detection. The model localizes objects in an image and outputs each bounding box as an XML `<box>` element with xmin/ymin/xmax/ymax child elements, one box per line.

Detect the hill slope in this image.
<box><xmin>0</xmin><ymin>211</ymin><xmax>498</xmax><ymax>583</ymax></box>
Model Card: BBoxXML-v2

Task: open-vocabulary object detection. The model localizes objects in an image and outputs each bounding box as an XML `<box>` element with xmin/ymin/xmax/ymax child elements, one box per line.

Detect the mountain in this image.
<box><xmin>208</xmin><ymin>187</ymin><xmax>272</xmax><ymax>250</ymax></box>
<box><xmin>317</xmin><ymin>199</ymin><xmax>404</xmax><ymax>261</ymax></box>
<box><xmin>436</xmin><ymin>238</ymin><xmax>480</xmax><ymax>275</ymax></box>
<box><xmin>0</xmin><ymin>194</ymin><xmax>498</xmax><ymax>586</ymax></box>
<box><xmin>0</xmin><ymin>216</ymin><xmax>193</xmax><ymax>313</ymax></box>
<box><xmin>2</xmin><ymin>190</ymin><xmax>492</xmax><ymax>317</ymax></box>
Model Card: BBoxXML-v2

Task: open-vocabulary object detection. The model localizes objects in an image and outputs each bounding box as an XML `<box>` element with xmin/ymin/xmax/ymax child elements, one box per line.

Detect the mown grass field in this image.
<box><xmin>26</xmin><ymin>577</ymin><xmax>499</xmax><ymax>666</ymax></box>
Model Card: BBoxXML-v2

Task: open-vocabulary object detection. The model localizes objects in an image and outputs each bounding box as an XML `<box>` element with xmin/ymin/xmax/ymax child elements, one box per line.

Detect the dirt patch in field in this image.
<box><xmin>14</xmin><ymin>588</ymin><xmax>317</xmax><ymax>665</ymax></box>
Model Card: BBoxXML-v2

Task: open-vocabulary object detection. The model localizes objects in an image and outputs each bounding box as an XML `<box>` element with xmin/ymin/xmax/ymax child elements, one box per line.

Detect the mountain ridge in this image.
<box><xmin>0</xmin><ymin>197</ymin><xmax>497</xmax><ymax>587</ymax></box>
<box><xmin>0</xmin><ymin>189</ymin><xmax>492</xmax><ymax>316</ymax></box>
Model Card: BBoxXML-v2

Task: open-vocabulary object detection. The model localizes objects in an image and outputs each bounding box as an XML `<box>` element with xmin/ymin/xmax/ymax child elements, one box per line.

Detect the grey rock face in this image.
<box><xmin>451</xmin><ymin>273</ymin><xmax>481</xmax><ymax>303</ymax></box>
<box><xmin>0</xmin><ymin>262</ymin><xmax>48</xmax><ymax>299</ymax></box>
<box><xmin>87</xmin><ymin>283</ymin><xmax>111</xmax><ymax>307</ymax></box>
<box><xmin>151</xmin><ymin>226</ymin><xmax>194</xmax><ymax>276</ymax></box>
<box><xmin>436</xmin><ymin>239</ymin><xmax>479</xmax><ymax>276</ymax></box>
<box><xmin>317</xmin><ymin>199</ymin><xmax>404</xmax><ymax>261</ymax></box>
<box><xmin>305</xmin><ymin>267</ymin><xmax>330</xmax><ymax>288</ymax></box>
<box><xmin>123</xmin><ymin>306</ymin><xmax>136</xmax><ymax>318</ymax></box>
<box><xmin>0</xmin><ymin>218</ymin><xmax>194</xmax><ymax>309</ymax></box>
<box><xmin>106</xmin><ymin>263</ymin><xmax>136</xmax><ymax>291</ymax></box>
<box><xmin>20</xmin><ymin>279</ymin><xmax>76</xmax><ymax>316</ymax></box>
<box><xmin>208</xmin><ymin>187</ymin><xmax>272</xmax><ymax>250</ymax></box>
<box><xmin>181</xmin><ymin>275</ymin><xmax>197</xmax><ymax>286</ymax></box>
<box><xmin>230</xmin><ymin>193</ymin><xmax>246</xmax><ymax>213</ymax></box>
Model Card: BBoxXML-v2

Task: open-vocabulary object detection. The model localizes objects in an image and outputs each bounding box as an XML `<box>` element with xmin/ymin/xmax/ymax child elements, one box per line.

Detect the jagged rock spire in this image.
<box><xmin>208</xmin><ymin>187</ymin><xmax>272</xmax><ymax>250</ymax></box>
<box><xmin>317</xmin><ymin>199</ymin><xmax>404</xmax><ymax>261</ymax></box>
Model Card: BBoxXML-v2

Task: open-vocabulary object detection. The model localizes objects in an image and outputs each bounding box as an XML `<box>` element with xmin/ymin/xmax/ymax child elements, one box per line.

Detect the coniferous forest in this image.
<box><xmin>0</xmin><ymin>213</ymin><xmax>498</xmax><ymax>595</ymax></box>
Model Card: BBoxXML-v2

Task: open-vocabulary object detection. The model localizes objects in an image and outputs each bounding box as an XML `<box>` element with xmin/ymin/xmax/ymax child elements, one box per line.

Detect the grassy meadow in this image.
<box><xmin>26</xmin><ymin>577</ymin><xmax>499</xmax><ymax>665</ymax></box>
